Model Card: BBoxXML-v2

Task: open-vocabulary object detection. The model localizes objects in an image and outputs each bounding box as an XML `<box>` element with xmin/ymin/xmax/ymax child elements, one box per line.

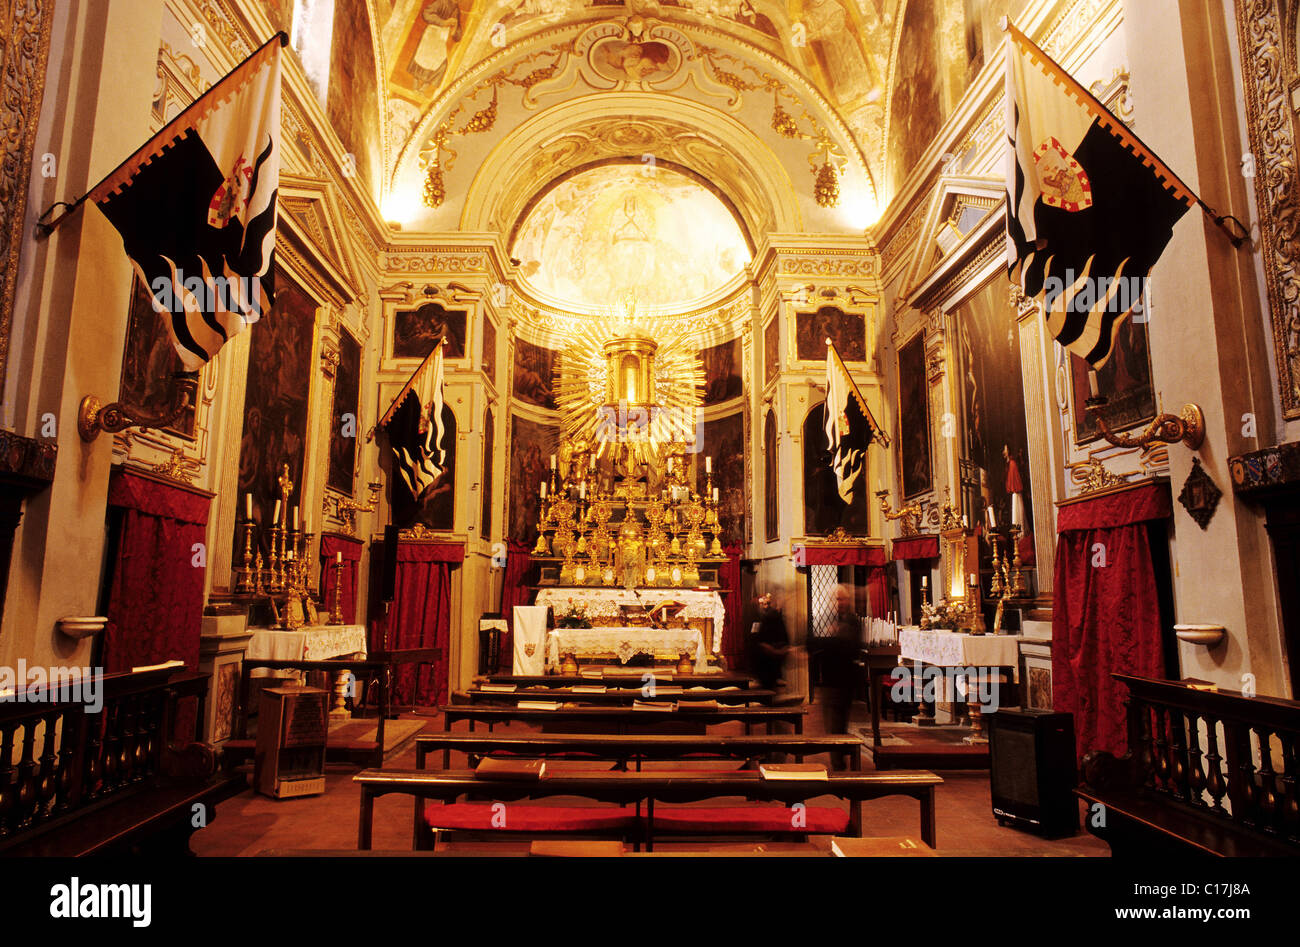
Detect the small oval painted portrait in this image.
<box><xmin>590</xmin><ymin>38</ymin><xmax>677</xmax><ymax>83</ymax></box>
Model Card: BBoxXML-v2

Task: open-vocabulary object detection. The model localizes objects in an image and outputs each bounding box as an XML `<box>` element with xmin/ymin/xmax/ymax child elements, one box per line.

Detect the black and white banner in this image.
<box><xmin>824</xmin><ymin>342</ymin><xmax>885</xmax><ymax>506</ymax></box>
<box><xmin>90</xmin><ymin>34</ymin><xmax>283</xmax><ymax>371</ymax></box>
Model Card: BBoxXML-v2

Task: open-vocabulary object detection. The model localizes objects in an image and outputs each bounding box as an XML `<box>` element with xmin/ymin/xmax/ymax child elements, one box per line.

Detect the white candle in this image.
<box><xmin>245</xmin><ymin>494</ymin><xmax>253</xmax><ymax>520</ymax></box>
<box><xmin>921</xmin><ymin>575</ymin><xmax>928</xmax><ymax>589</ymax></box>
<box><xmin>272</xmin><ymin>500</ymin><xmax>281</xmax><ymax>526</ymax></box>
<box><xmin>550</xmin><ymin>454</ymin><xmax>556</xmax><ymax>470</ymax></box>
<box><xmin>987</xmin><ymin>506</ymin><xmax>997</xmax><ymax>529</ymax></box>
<box><xmin>336</xmin><ymin>551</ymin><xmax>343</xmax><ymax>565</ymax></box>
<box><xmin>712</xmin><ymin>487</ymin><xmax>719</xmax><ymax>503</ymax></box>
<box><xmin>292</xmin><ymin>507</ymin><xmax>299</xmax><ymax>531</ymax></box>
<box><xmin>1012</xmin><ymin>493</ymin><xmax>1024</xmax><ymax>528</ymax></box>
<box><xmin>1088</xmin><ymin>369</ymin><xmax>1100</xmax><ymax>399</ymax></box>
<box><xmin>706</xmin><ymin>456</ymin><xmax>712</xmax><ymax>474</ymax></box>
<box><xmin>540</xmin><ymin>482</ymin><xmax>547</xmax><ymax>499</ymax></box>
<box><xmin>580</xmin><ymin>483</ymin><xmax>586</xmax><ymax>500</ymax></box>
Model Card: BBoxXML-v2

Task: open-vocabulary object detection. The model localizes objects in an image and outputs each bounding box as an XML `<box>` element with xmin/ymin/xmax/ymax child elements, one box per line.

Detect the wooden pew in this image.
<box><xmin>354</xmin><ymin>768</ymin><xmax>942</xmax><ymax>851</ymax></box>
<box><xmin>0</xmin><ymin>668</ymin><xmax>245</xmax><ymax>856</ymax></box>
<box><xmin>1077</xmin><ymin>674</ymin><xmax>1300</xmax><ymax>856</ymax></box>
<box><xmin>440</xmin><ymin>704</ymin><xmax>807</xmax><ymax>735</ymax></box>
<box><xmin>455</xmin><ymin>686</ymin><xmax>776</xmax><ymax>707</ymax></box>
<box><xmin>414</xmin><ymin>731</ymin><xmax>866</xmax><ymax>771</ymax></box>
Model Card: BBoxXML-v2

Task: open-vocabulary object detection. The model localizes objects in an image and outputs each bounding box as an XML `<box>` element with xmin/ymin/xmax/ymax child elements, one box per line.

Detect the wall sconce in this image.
<box><xmin>1085</xmin><ymin>372</ymin><xmax>1204</xmax><ymax>450</ymax></box>
<box><xmin>323</xmin><ymin>481</ymin><xmax>381</xmax><ymax>536</ymax></box>
<box><xmin>78</xmin><ymin>372</ymin><xmax>199</xmax><ymax>443</ymax></box>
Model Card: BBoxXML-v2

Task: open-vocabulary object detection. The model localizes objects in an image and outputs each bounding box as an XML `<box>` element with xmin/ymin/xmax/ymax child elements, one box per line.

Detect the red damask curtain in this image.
<box><xmin>1053</xmin><ymin>481</ymin><xmax>1170</xmax><ymax>761</ymax></box>
<box><xmin>501</xmin><ymin>540</ymin><xmax>533</xmax><ymax>635</ymax></box>
<box><xmin>385</xmin><ymin>541</ymin><xmax>464</xmax><ymax>707</ymax></box>
<box><xmin>891</xmin><ymin>536</ymin><xmax>939</xmax><ymax>561</ymax></box>
<box><xmin>103</xmin><ymin>469</ymin><xmax>211</xmax><ymax>674</ymax></box>
<box><xmin>319</xmin><ymin>533</ymin><xmax>363</xmax><ymax>624</ymax></box>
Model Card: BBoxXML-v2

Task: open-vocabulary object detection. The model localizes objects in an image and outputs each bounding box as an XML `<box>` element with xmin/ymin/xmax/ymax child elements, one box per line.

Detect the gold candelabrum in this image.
<box><xmin>877</xmin><ymin>490</ymin><xmax>922</xmax><ymax>537</ymax></box>
<box><xmin>234</xmin><ymin>463</ymin><xmax>316</xmax><ymax>629</ymax></box>
<box><xmin>532</xmin><ymin>438</ymin><xmax>726</xmax><ymax>588</ymax></box>
<box><xmin>987</xmin><ymin>524</ymin><xmax>1027</xmax><ymax>633</ymax></box>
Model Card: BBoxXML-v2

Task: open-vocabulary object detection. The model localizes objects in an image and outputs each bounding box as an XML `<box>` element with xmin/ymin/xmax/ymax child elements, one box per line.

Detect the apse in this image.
<box><xmin>509</xmin><ymin>163</ymin><xmax>751</xmax><ymax>312</ymax></box>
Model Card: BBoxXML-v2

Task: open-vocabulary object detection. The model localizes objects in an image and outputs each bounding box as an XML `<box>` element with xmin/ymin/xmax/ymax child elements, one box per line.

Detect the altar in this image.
<box><xmin>897</xmin><ymin>628</ymin><xmax>1020</xmax><ymax>730</ymax></box>
<box><xmin>534</xmin><ymin>587</ymin><xmax>724</xmax><ymax>666</ymax></box>
<box><xmin>245</xmin><ymin>624</ymin><xmax>367</xmax><ymax>716</ymax></box>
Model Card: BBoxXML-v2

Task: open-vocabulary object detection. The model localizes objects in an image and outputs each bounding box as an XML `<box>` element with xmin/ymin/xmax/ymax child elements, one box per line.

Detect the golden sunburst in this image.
<box><xmin>553</xmin><ymin>304</ymin><xmax>704</xmax><ymax>466</ymax></box>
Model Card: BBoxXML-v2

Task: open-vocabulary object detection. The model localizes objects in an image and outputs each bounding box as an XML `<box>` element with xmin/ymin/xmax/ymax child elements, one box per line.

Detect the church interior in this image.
<box><xmin>2</xmin><ymin>0</ymin><xmax>1299</xmax><ymax>871</ymax></box>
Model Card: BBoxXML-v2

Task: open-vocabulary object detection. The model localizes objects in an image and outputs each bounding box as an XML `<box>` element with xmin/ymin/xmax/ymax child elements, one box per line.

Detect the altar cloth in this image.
<box><xmin>547</xmin><ymin>627</ymin><xmax>707</xmax><ymax>671</ymax></box>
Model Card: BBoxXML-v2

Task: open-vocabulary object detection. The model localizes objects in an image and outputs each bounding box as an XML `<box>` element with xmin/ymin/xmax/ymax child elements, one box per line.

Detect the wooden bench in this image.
<box><xmin>440</xmin><ymin>704</ymin><xmax>807</xmax><ymax>735</ymax></box>
<box><xmin>455</xmin><ymin>686</ymin><xmax>776</xmax><ymax>707</ymax></box>
<box><xmin>0</xmin><ymin>668</ymin><xmax>245</xmax><ymax>856</ymax></box>
<box><xmin>414</xmin><ymin>731</ymin><xmax>864</xmax><ymax>771</ymax></box>
<box><xmin>1077</xmin><ymin>674</ymin><xmax>1300</xmax><ymax>857</ymax></box>
<box><xmin>224</xmin><ymin>657</ymin><xmax>391</xmax><ymax>770</ymax></box>
<box><xmin>354</xmin><ymin>768</ymin><xmax>942</xmax><ymax>851</ymax></box>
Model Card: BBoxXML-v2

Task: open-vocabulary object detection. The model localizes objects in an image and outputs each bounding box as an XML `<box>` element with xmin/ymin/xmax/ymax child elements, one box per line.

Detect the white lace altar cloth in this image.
<box><xmin>898</xmin><ymin>628</ymin><xmax>1019</xmax><ymax>682</ymax></box>
<box><xmin>547</xmin><ymin>627</ymin><xmax>706</xmax><ymax>671</ymax></box>
<box><xmin>534</xmin><ymin>588</ymin><xmax>724</xmax><ymax>653</ymax></box>
<box><xmin>246</xmin><ymin>624</ymin><xmax>367</xmax><ymax>661</ymax></box>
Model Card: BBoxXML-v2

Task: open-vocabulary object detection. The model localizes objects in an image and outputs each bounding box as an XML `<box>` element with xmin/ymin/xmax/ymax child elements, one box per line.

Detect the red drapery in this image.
<box><xmin>386</xmin><ymin>541</ymin><xmax>464</xmax><ymax>707</ymax></box>
<box><xmin>801</xmin><ymin>544</ymin><xmax>890</xmax><ymax>619</ymax></box>
<box><xmin>502</xmin><ymin>540</ymin><xmax>533</xmax><ymax>633</ymax></box>
<box><xmin>1053</xmin><ymin>481</ymin><xmax>1170</xmax><ymax>761</ymax></box>
<box><xmin>319</xmin><ymin>533</ymin><xmax>363</xmax><ymax>625</ymax></box>
<box><xmin>104</xmin><ymin>470</ymin><xmax>211</xmax><ymax>674</ymax></box>
<box><xmin>891</xmin><ymin>535</ymin><xmax>939</xmax><ymax>561</ymax></box>
<box><xmin>718</xmin><ymin>544</ymin><xmax>743</xmax><ymax>667</ymax></box>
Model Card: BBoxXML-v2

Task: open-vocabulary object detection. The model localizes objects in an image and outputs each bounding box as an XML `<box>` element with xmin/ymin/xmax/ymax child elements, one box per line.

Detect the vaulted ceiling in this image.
<box><xmin>268</xmin><ymin>0</ymin><xmax>1027</xmax><ymax>227</ymax></box>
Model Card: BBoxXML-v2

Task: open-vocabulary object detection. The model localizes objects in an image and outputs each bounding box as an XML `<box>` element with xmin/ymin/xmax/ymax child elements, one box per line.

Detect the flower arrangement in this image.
<box><xmin>556</xmin><ymin>598</ymin><xmax>591</xmax><ymax>629</ymax></box>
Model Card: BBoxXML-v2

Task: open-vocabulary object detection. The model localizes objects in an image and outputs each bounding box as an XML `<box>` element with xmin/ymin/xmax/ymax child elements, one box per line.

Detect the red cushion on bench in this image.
<box><xmin>424</xmin><ymin>803</ymin><xmax>638</xmax><ymax>832</ymax></box>
<box><xmin>653</xmin><ymin>805</ymin><xmax>849</xmax><ymax>834</ymax></box>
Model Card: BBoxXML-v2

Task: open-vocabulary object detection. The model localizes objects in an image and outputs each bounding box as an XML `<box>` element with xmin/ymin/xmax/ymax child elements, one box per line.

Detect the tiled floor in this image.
<box><xmin>192</xmin><ymin>696</ymin><xmax>1108</xmax><ymax>857</ymax></box>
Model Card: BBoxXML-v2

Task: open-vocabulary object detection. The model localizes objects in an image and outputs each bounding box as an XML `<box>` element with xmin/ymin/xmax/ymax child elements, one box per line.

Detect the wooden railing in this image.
<box><xmin>1084</xmin><ymin>674</ymin><xmax>1300</xmax><ymax>848</ymax></box>
<box><xmin>0</xmin><ymin>667</ymin><xmax>207</xmax><ymax>843</ymax></box>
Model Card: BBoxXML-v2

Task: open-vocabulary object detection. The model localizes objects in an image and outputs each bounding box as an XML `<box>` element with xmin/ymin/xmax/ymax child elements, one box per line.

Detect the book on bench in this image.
<box><xmin>475</xmin><ymin>758</ymin><xmax>546</xmax><ymax>781</ymax></box>
<box><xmin>758</xmin><ymin>763</ymin><xmax>828</xmax><ymax>781</ymax></box>
<box><xmin>649</xmin><ymin>685</ymin><xmax>684</xmax><ymax>695</ymax></box>
<box><xmin>689</xmin><ymin>699</ymin><xmax>721</xmax><ymax>709</ymax></box>
<box><xmin>478</xmin><ymin>684</ymin><xmax>518</xmax><ymax>693</ymax></box>
<box><xmin>579</xmin><ymin>668</ymin><xmax>604</xmax><ymax>678</ymax></box>
<box><xmin>632</xmin><ymin>699</ymin><xmax>676</xmax><ymax>712</ymax></box>
<box><xmin>569</xmin><ymin>685</ymin><xmax>607</xmax><ymax>694</ymax></box>
<box><xmin>517</xmin><ymin>700</ymin><xmax>562</xmax><ymax>710</ymax></box>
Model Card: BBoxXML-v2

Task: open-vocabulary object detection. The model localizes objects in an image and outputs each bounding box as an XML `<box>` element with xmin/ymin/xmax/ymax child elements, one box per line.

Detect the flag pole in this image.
<box><xmin>1000</xmin><ymin>18</ymin><xmax>1248</xmax><ymax>248</ymax></box>
<box><xmin>33</xmin><ymin>31</ymin><xmax>289</xmax><ymax>240</ymax></box>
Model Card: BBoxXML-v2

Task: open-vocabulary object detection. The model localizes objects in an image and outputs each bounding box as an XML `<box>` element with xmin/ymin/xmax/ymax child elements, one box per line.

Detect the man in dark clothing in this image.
<box><xmin>748</xmin><ymin>593</ymin><xmax>789</xmax><ymax>692</ymax></box>
<box><xmin>821</xmin><ymin>585</ymin><xmax>863</xmax><ymax>770</ymax></box>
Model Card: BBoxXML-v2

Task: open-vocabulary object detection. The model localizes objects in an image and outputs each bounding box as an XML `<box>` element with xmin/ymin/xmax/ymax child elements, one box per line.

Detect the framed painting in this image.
<box><xmin>702</xmin><ymin>336</ymin><xmax>743</xmax><ymax>405</ymax></box>
<box><xmin>509</xmin><ymin>415</ymin><xmax>560</xmax><ymax>544</ymax></box>
<box><xmin>393</xmin><ymin>302</ymin><xmax>466</xmax><ymax>360</ymax></box>
<box><xmin>795</xmin><ymin>306</ymin><xmax>865</xmax><ymax>362</ymax></box>
<box><xmin>764</xmin><ymin>409</ymin><xmax>778</xmax><ymax>542</ymax></box>
<box><xmin>1070</xmin><ymin>316</ymin><xmax>1155</xmax><ymax>444</ymax></box>
<box><xmin>803</xmin><ymin>400</ymin><xmax>869</xmax><ymax>536</ymax></box>
<box><xmin>897</xmin><ymin>330</ymin><xmax>932</xmax><ymax>499</ymax></box>
<box><xmin>695</xmin><ymin>411</ymin><xmax>746</xmax><ymax>546</ymax></box>
<box><xmin>513</xmin><ymin>338</ymin><xmax>558</xmax><ymax>410</ymax></box>
<box><xmin>234</xmin><ymin>270</ymin><xmax>317</xmax><ymax>568</ymax></box>
<box><xmin>327</xmin><ymin>327</ymin><xmax>361</xmax><ymax>496</ymax></box>
<box><xmin>118</xmin><ymin>274</ymin><xmax>196</xmax><ymax>439</ymax></box>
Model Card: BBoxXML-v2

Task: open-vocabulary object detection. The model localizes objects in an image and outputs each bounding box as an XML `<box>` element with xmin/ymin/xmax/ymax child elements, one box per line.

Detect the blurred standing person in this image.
<box><xmin>822</xmin><ymin>584</ymin><xmax>862</xmax><ymax>770</ymax></box>
<box><xmin>748</xmin><ymin>592</ymin><xmax>789</xmax><ymax>693</ymax></box>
